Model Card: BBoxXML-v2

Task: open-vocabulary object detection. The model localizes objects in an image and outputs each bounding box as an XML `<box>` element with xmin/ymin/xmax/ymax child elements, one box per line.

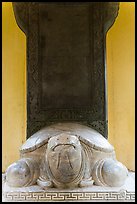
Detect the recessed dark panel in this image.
<box><xmin>39</xmin><ymin>4</ymin><xmax>92</xmax><ymax>109</ymax></box>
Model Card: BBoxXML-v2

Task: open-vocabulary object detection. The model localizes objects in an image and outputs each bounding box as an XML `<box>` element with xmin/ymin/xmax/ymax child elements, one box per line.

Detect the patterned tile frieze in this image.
<box><xmin>3</xmin><ymin>190</ymin><xmax>135</xmax><ymax>202</ymax></box>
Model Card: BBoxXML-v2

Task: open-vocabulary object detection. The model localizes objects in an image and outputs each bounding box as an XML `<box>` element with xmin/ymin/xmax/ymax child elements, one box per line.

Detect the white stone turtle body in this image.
<box><xmin>5</xmin><ymin>123</ymin><xmax>128</xmax><ymax>189</ymax></box>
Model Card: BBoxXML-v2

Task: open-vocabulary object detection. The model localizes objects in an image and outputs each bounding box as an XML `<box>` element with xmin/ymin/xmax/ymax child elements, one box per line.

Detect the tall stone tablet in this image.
<box><xmin>12</xmin><ymin>2</ymin><xmax>119</xmax><ymax>138</ymax></box>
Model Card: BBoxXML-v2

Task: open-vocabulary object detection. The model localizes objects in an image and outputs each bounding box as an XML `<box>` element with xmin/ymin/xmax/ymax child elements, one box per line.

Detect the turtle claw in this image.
<box><xmin>37</xmin><ymin>178</ymin><xmax>54</xmax><ymax>189</ymax></box>
<box><xmin>79</xmin><ymin>177</ymin><xmax>94</xmax><ymax>188</ymax></box>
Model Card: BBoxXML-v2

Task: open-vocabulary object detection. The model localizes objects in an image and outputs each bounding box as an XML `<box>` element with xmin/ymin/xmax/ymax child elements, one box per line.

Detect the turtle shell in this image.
<box><xmin>20</xmin><ymin>123</ymin><xmax>114</xmax><ymax>154</ymax></box>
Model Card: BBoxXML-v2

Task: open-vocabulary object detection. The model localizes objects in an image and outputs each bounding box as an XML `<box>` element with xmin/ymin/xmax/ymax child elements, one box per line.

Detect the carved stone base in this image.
<box><xmin>2</xmin><ymin>172</ymin><xmax>135</xmax><ymax>202</ymax></box>
<box><xmin>4</xmin><ymin>123</ymin><xmax>129</xmax><ymax>194</ymax></box>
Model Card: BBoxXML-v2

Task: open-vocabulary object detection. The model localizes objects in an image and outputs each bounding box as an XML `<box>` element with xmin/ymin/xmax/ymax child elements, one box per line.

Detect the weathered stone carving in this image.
<box><xmin>5</xmin><ymin>123</ymin><xmax>128</xmax><ymax>189</ymax></box>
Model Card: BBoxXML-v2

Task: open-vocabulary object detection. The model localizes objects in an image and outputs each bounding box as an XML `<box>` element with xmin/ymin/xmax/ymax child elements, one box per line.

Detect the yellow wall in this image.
<box><xmin>2</xmin><ymin>2</ymin><xmax>135</xmax><ymax>172</ymax></box>
<box><xmin>107</xmin><ymin>2</ymin><xmax>135</xmax><ymax>171</ymax></box>
<box><xmin>2</xmin><ymin>2</ymin><xmax>26</xmax><ymax>172</ymax></box>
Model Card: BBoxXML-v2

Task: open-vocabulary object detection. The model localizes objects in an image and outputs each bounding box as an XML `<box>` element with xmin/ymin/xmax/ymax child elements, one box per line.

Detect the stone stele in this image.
<box><xmin>5</xmin><ymin>123</ymin><xmax>128</xmax><ymax>189</ymax></box>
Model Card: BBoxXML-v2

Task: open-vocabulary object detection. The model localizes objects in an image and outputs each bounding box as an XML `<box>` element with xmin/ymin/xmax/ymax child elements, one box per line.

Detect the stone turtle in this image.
<box><xmin>5</xmin><ymin>123</ymin><xmax>128</xmax><ymax>189</ymax></box>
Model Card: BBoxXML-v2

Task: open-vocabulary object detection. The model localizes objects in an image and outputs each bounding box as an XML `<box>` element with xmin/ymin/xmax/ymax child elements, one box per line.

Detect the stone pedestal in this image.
<box><xmin>2</xmin><ymin>172</ymin><xmax>135</xmax><ymax>202</ymax></box>
<box><xmin>3</xmin><ymin>123</ymin><xmax>132</xmax><ymax>202</ymax></box>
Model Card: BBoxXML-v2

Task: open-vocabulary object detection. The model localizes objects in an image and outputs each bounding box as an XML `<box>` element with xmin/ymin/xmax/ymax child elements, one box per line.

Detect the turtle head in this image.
<box><xmin>47</xmin><ymin>133</ymin><xmax>81</xmax><ymax>151</ymax></box>
<box><xmin>46</xmin><ymin>133</ymin><xmax>84</xmax><ymax>187</ymax></box>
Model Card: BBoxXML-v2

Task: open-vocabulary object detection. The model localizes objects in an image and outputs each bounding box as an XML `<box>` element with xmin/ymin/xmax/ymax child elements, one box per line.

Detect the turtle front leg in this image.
<box><xmin>5</xmin><ymin>158</ymin><xmax>39</xmax><ymax>187</ymax></box>
<box><xmin>79</xmin><ymin>157</ymin><xmax>94</xmax><ymax>188</ymax></box>
<box><xmin>92</xmin><ymin>158</ymin><xmax>128</xmax><ymax>187</ymax></box>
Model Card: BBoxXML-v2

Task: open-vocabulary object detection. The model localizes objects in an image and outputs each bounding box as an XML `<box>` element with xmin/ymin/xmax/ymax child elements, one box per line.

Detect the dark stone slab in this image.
<box><xmin>12</xmin><ymin>2</ymin><xmax>119</xmax><ymax>138</ymax></box>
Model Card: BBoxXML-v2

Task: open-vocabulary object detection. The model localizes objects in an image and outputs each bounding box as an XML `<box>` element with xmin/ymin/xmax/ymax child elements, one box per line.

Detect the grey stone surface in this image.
<box><xmin>2</xmin><ymin>172</ymin><xmax>135</xmax><ymax>202</ymax></box>
<box><xmin>2</xmin><ymin>171</ymin><xmax>135</xmax><ymax>192</ymax></box>
<box><xmin>20</xmin><ymin>123</ymin><xmax>114</xmax><ymax>153</ymax></box>
<box><xmin>4</xmin><ymin>123</ymin><xmax>128</xmax><ymax>189</ymax></box>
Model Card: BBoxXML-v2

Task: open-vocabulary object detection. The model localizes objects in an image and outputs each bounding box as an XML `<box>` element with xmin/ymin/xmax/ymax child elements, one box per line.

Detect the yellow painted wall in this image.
<box><xmin>2</xmin><ymin>2</ymin><xmax>26</xmax><ymax>172</ymax></box>
<box><xmin>107</xmin><ymin>2</ymin><xmax>135</xmax><ymax>171</ymax></box>
<box><xmin>2</xmin><ymin>2</ymin><xmax>135</xmax><ymax>172</ymax></box>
